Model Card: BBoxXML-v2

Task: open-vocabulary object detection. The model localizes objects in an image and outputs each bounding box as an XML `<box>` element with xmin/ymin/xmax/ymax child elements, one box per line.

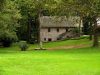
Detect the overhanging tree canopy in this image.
<box><xmin>51</xmin><ymin>0</ymin><xmax>100</xmax><ymax>47</ymax></box>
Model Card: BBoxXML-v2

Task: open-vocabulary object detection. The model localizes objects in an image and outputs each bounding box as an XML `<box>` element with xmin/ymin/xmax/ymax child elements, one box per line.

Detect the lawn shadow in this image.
<box><xmin>0</xmin><ymin>47</ymin><xmax>20</xmax><ymax>54</ymax></box>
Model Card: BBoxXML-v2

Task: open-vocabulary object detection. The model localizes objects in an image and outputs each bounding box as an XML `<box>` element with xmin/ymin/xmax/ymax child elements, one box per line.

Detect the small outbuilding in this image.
<box><xmin>39</xmin><ymin>16</ymin><xmax>83</xmax><ymax>42</ymax></box>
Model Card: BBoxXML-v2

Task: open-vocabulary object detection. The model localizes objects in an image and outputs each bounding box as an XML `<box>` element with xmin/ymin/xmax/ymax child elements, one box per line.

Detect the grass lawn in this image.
<box><xmin>0</xmin><ymin>39</ymin><xmax>100</xmax><ymax>75</ymax></box>
<box><xmin>30</xmin><ymin>38</ymin><xmax>92</xmax><ymax>49</ymax></box>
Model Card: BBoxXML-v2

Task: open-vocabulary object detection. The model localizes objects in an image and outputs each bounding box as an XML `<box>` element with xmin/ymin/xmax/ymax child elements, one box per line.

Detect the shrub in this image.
<box><xmin>79</xmin><ymin>35</ymin><xmax>89</xmax><ymax>39</ymax></box>
<box><xmin>1</xmin><ymin>38</ymin><xmax>13</xmax><ymax>47</ymax></box>
<box><xmin>73</xmin><ymin>28</ymin><xmax>79</xmax><ymax>33</ymax></box>
<box><xmin>0</xmin><ymin>31</ymin><xmax>18</xmax><ymax>47</ymax></box>
<box><xmin>19</xmin><ymin>41</ymin><xmax>28</xmax><ymax>51</ymax></box>
<box><xmin>0</xmin><ymin>0</ymin><xmax>21</xmax><ymax>47</ymax></box>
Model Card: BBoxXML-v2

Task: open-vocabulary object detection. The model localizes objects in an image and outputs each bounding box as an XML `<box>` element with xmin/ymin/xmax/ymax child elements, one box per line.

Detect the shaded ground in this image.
<box><xmin>31</xmin><ymin>38</ymin><xmax>92</xmax><ymax>50</ymax></box>
<box><xmin>48</xmin><ymin>44</ymin><xmax>91</xmax><ymax>50</ymax></box>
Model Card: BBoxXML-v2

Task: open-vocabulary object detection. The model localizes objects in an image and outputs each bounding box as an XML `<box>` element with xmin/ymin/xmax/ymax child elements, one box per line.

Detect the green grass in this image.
<box><xmin>0</xmin><ymin>39</ymin><xmax>100</xmax><ymax>75</ymax></box>
<box><xmin>31</xmin><ymin>38</ymin><xmax>92</xmax><ymax>48</ymax></box>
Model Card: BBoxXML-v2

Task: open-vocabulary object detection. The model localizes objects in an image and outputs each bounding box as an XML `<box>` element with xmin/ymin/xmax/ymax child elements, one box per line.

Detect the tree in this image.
<box><xmin>14</xmin><ymin>0</ymin><xmax>56</xmax><ymax>49</ymax></box>
<box><xmin>32</xmin><ymin>0</ymin><xmax>56</xmax><ymax>49</ymax></box>
<box><xmin>74</xmin><ymin>0</ymin><xmax>100</xmax><ymax>47</ymax></box>
<box><xmin>0</xmin><ymin>0</ymin><xmax>5</xmax><ymax>10</ymax></box>
<box><xmin>0</xmin><ymin>0</ymin><xmax>21</xmax><ymax>47</ymax></box>
<box><xmin>53</xmin><ymin>0</ymin><xmax>100</xmax><ymax>47</ymax></box>
<box><xmin>14</xmin><ymin>0</ymin><xmax>53</xmax><ymax>43</ymax></box>
<box><xmin>14</xmin><ymin>0</ymin><xmax>37</xmax><ymax>43</ymax></box>
<box><xmin>82</xmin><ymin>16</ymin><xmax>93</xmax><ymax>40</ymax></box>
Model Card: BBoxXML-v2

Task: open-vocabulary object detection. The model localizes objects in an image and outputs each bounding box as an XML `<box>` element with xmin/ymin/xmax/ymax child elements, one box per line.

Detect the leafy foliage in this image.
<box><xmin>14</xmin><ymin>0</ymin><xmax>56</xmax><ymax>43</ymax></box>
<box><xmin>0</xmin><ymin>0</ymin><xmax>21</xmax><ymax>47</ymax></box>
<box><xmin>19</xmin><ymin>41</ymin><xmax>28</xmax><ymax>51</ymax></box>
<box><xmin>51</xmin><ymin>0</ymin><xmax>100</xmax><ymax>47</ymax></box>
<box><xmin>0</xmin><ymin>0</ymin><xmax>5</xmax><ymax>10</ymax></box>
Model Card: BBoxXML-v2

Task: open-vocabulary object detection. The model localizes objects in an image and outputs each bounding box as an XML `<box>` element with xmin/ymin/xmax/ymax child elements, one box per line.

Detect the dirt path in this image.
<box><xmin>48</xmin><ymin>44</ymin><xmax>90</xmax><ymax>50</ymax></box>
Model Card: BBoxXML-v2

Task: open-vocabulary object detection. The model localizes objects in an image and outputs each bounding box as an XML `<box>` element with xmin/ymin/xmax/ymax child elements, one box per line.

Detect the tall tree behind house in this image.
<box><xmin>52</xmin><ymin>0</ymin><xmax>100</xmax><ymax>47</ymax></box>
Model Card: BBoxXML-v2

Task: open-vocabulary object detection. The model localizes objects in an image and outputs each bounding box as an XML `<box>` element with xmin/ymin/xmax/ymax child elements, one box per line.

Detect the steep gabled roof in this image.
<box><xmin>40</xmin><ymin>16</ymin><xmax>82</xmax><ymax>28</ymax></box>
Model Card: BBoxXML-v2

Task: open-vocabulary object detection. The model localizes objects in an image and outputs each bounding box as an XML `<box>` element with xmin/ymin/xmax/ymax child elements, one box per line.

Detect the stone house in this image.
<box><xmin>39</xmin><ymin>16</ymin><xmax>82</xmax><ymax>42</ymax></box>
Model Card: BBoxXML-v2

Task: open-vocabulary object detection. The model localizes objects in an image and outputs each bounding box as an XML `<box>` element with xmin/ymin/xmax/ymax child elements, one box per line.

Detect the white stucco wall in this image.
<box><xmin>40</xmin><ymin>28</ymin><xmax>67</xmax><ymax>42</ymax></box>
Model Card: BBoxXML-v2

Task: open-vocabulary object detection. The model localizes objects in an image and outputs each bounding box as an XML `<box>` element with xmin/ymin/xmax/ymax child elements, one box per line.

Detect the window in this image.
<box><xmin>48</xmin><ymin>38</ymin><xmax>52</xmax><ymax>41</ymax></box>
<box><xmin>66</xmin><ymin>28</ymin><xmax>68</xmax><ymax>32</ymax></box>
<box><xmin>48</xmin><ymin>28</ymin><xmax>51</xmax><ymax>32</ymax></box>
<box><xmin>44</xmin><ymin>38</ymin><xmax>46</xmax><ymax>41</ymax></box>
<box><xmin>57</xmin><ymin>38</ymin><xmax>59</xmax><ymax>40</ymax></box>
<box><xmin>57</xmin><ymin>28</ymin><xmax>59</xmax><ymax>32</ymax></box>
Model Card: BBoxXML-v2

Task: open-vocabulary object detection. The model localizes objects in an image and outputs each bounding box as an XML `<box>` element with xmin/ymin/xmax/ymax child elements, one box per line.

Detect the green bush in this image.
<box><xmin>0</xmin><ymin>31</ymin><xmax>18</xmax><ymax>47</ymax></box>
<box><xmin>79</xmin><ymin>35</ymin><xmax>89</xmax><ymax>39</ymax></box>
<box><xmin>73</xmin><ymin>28</ymin><xmax>79</xmax><ymax>33</ymax></box>
<box><xmin>19</xmin><ymin>41</ymin><xmax>28</xmax><ymax>51</ymax></box>
<box><xmin>0</xmin><ymin>0</ymin><xmax>21</xmax><ymax>47</ymax></box>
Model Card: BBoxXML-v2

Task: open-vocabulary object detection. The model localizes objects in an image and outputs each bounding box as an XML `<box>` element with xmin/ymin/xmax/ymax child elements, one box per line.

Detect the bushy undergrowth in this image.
<box><xmin>19</xmin><ymin>41</ymin><xmax>28</xmax><ymax>51</ymax></box>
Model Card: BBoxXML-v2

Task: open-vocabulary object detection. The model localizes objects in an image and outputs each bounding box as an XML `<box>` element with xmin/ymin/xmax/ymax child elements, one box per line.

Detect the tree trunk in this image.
<box><xmin>27</xmin><ymin>17</ymin><xmax>31</xmax><ymax>43</ymax></box>
<box><xmin>37</xmin><ymin>15</ymin><xmax>40</xmax><ymax>44</ymax></box>
<box><xmin>93</xmin><ymin>18</ymin><xmax>99</xmax><ymax>47</ymax></box>
<box><xmin>79</xmin><ymin>17</ymin><xmax>82</xmax><ymax>37</ymax></box>
<box><xmin>37</xmin><ymin>10</ymin><xmax>43</xmax><ymax>49</ymax></box>
<box><xmin>89</xmin><ymin>21</ymin><xmax>93</xmax><ymax>40</ymax></box>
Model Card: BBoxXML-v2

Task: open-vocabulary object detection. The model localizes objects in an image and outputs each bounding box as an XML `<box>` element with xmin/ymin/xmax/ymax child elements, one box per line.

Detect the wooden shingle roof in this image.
<box><xmin>40</xmin><ymin>16</ymin><xmax>81</xmax><ymax>28</ymax></box>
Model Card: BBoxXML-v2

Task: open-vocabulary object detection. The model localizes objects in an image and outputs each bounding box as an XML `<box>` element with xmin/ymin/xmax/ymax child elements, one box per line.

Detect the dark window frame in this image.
<box><xmin>66</xmin><ymin>28</ymin><xmax>68</xmax><ymax>32</ymax></box>
<box><xmin>57</xmin><ymin>28</ymin><xmax>59</xmax><ymax>32</ymax></box>
<box><xmin>44</xmin><ymin>38</ymin><xmax>46</xmax><ymax>41</ymax></box>
<box><xmin>48</xmin><ymin>38</ymin><xmax>52</xmax><ymax>41</ymax></box>
<box><xmin>48</xmin><ymin>28</ymin><xmax>51</xmax><ymax>32</ymax></box>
